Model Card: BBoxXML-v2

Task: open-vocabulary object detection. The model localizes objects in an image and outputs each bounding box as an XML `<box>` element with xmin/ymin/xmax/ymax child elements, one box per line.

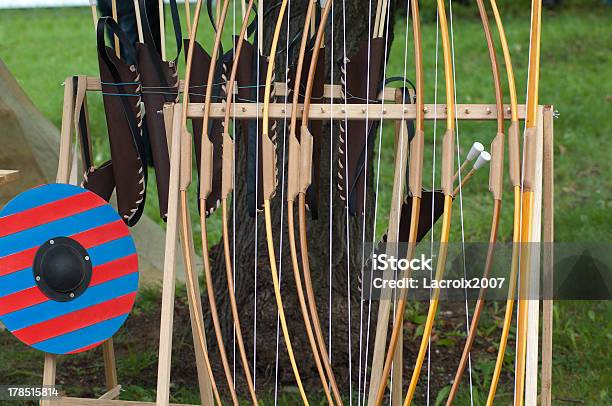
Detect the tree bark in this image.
<box><xmin>205</xmin><ymin>0</ymin><xmax>397</xmax><ymax>397</ymax></box>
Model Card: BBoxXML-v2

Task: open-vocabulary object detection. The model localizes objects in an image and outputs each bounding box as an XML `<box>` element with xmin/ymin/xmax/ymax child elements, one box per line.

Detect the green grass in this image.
<box><xmin>1</xmin><ymin>3</ymin><xmax>610</xmax><ymax>243</ymax></box>
<box><xmin>0</xmin><ymin>2</ymin><xmax>610</xmax><ymax>405</ymax></box>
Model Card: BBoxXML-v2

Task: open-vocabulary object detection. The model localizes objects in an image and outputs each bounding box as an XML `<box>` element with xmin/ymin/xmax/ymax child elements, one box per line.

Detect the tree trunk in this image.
<box><xmin>206</xmin><ymin>1</ymin><xmax>397</xmax><ymax>397</ymax></box>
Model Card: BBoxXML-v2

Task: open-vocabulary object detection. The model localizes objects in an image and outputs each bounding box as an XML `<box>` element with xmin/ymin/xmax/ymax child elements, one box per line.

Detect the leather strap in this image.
<box><xmin>138</xmin><ymin>0</ymin><xmax>180</xmax><ymax>105</ymax></box>
<box><xmin>97</xmin><ymin>17</ymin><xmax>148</xmax><ymax>226</ymax></box>
<box><xmin>97</xmin><ymin>18</ymin><xmax>141</xmax><ymax>143</ymax></box>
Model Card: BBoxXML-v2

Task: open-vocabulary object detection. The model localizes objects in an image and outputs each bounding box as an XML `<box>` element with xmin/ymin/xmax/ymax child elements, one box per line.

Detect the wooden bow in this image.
<box><xmin>445</xmin><ymin>0</ymin><xmax>506</xmax><ymax>402</ymax></box>
<box><xmin>299</xmin><ymin>0</ymin><xmax>344</xmax><ymax>403</ymax></box>
<box><xmin>175</xmin><ymin>0</ymin><xmax>222</xmax><ymax>404</ymax></box>
<box><xmin>261</xmin><ymin>1</ymin><xmax>310</xmax><ymax>404</ymax></box>
<box><xmin>512</xmin><ymin>1</ymin><xmax>543</xmax><ymax>405</ymax></box>
<box><xmin>404</xmin><ymin>0</ymin><xmax>456</xmax><ymax>402</ymax></box>
<box><xmin>217</xmin><ymin>1</ymin><xmax>259</xmax><ymax>404</ymax></box>
<box><xmin>485</xmin><ymin>0</ymin><xmax>523</xmax><ymax>403</ymax></box>
<box><xmin>286</xmin><ymin>1</ymin><xmax>342</xmax><ymax>405</ymax></box>
<box><xmin>369</xmin><ymin>0</ymin><xmax>425</xmax><ymax>403</ymax></box>
<box><xmin>197</xmin><ymin>0</ymin><xmax>257</xmax><ymax>404</ymax></box>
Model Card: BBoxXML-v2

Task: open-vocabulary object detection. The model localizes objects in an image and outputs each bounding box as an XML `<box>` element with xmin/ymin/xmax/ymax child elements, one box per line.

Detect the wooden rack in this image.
<box><xmin>38</xmin><ymin>76</ymin><xmax>554</xmax><ymax>406</ymax></box>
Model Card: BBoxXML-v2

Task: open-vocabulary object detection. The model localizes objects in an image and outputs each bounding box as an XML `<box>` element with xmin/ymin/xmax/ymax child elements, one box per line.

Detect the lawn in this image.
<box><xmin>0</xmin><ymin>1</ymin><xmax>610</xmax><ymax>405</ymax></box>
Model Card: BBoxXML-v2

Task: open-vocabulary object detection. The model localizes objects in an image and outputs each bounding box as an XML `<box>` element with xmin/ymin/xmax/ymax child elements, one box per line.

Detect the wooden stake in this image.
<box><xmin>41</xmin><ymin>354</ymin><xmax>56</xmax><ymax>406</ymax></box>
<box><xmin>525</xmin><ymin>106</ymin><xmax>545</xmax><ymax>405</ymax></box>
<box><xmin>541</xmin><ymin>105</ymin><xmax>554</xmax><ymax>406</ymax></box>
<box><xmin>134</xmin><ymin>0</ymin><xmax>144</xmax><ymax>43</ymax></box>
<box><xmin>185</xmin><ymin>0</ymin><xmax>191</xmax><ymax>33</ymax></box>
<box><xmin>155</xmin><ymin>106</ymin><xmax>184</xmax><ymax>404</ymax></box>
<box><xmin>257</xmin><ymin>0</ymin><xmax>263</xmax><ymax>54</ymax></box>
<box><xmin>159</xmin><ymin>0</ymin><xmax>166</xmax><ymax>60</ymax></box>
<box><xmin>373</xmin><ymin>0</ymin><xmax>383</xmax><ymax>38</ymax></box>
<box><xmin>156</xmin><ymin>106</ymin><xmax>215</xmax><ymax>406</ymax></box>
<box><xmin>102</xmin><ymin>340</ymin><xmax>118</xmax><ymax>390</ymax></box>
<box><xmin>111</xmin><ymin>0</ymin><xmax>120</xmax><ymax>58</ymax></box>
<box><xmin>90</xmin><ymin>1</ymin><xmax>99</xmax><ymax>32</ymax></box>
<box><xmin>377</xmin><ymin>0</ymin><xmax>389</xmax><ymax>38</ymax></box>
<box><xmin>57</xmin><ymin>78</ymin><xmax>75</xmax><ymax>183</ymax></box>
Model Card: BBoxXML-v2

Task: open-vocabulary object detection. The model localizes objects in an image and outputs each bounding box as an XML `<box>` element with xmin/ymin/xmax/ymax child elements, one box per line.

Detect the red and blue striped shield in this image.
<box><xmin>0</xmin><ymin>184</ymin><xmax>138</xmax><ymax>354</ymax></box>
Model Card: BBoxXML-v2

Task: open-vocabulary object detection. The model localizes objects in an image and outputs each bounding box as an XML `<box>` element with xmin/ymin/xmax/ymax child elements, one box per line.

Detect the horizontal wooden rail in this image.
<box><xmin>72</xmin><ymin>76</ymin><xmax>534</xmax><ymax>120</ymax></box>
<box><xmin>184</xmin><ymin>102</ymin><xmax>527</xmax><ymax>121</ymax></box>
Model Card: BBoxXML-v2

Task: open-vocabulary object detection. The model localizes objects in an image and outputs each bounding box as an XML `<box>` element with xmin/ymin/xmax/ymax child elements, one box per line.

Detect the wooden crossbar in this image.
<box><xmin>70</xmin><ymin>75</ymin><xmax>530</xmax><ymax>121</ymax></box>
<box><xmin>184</xmin><ymin>102</ymin><xmax>527</xmax><ymax>120</ymax></box>
<box><xmin>35</xmin><ymin>75</ymin><xmax>552</xmax><ymax>406</ymax></box>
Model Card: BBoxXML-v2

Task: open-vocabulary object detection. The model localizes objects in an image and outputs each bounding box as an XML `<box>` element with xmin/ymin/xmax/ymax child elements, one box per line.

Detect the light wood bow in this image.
<box><xmin>218</xmin><ymin>0</ymin><xmax>259</xmax><ymax>404</ymax></box>
<box><xmin>485</xmin><ymin>0</ymin><xmax>523</xmax><ymax>403</ymax></box>
<box><xmin>177</xmin><ymin>0</ymin><xmax>223</xmax><ymax>403</ymax></box>
<box><xmin>445</xmin><ymin>0</ymin><xmax>506</xmax><ymax>402</ymax></box>
<box><xmin>404</xmin><ymin>0</ymin><xmax>456</xmax><ymax>402</ymax></box>
<box><xmin>261</xmin><ymin>1</ymin><xmax>310</xmax><ymax>403</ymax></box>
<box><xmin>370</xmin><ymin>0</ymin><xmax>425</xmax><ymax>403</ymax></box>
<box><xmin>197</xmin><ymin>1</ymin><xmax>242</xmax><ymax>403</ymax></box>
<box><xmin>286</xmin><ymin>1</ymin><xmax>342</xmax><ymax>404</ymax></box>
<box><xmin>511</xmin><ymin>1</ymin><xmax>542</xmax><ymax>405</ymax></box>
<box><xmin>295</xmin><ymin>0</ymin><xmax>343</xmax><ymax>404</ymax></box>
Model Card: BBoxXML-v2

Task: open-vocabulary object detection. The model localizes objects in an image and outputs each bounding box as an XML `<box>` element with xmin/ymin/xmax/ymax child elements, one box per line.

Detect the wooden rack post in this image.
<box><xmin>541</xmin><ymin>105</ymin><xmax>555</xmax><ymax>406</ymax></box>
<box><xmin>43</xmin><ymin>78</ymin><xmax>209</xmax><ymax>406</ymax></box>
<box><xmin>155</xmin><ymin>104</ymin><xmax>215</xmax><ymax>406</ymax></box>
<box><xmin>525</xmin><ymin>106</ymin><xmax>545</xmax><ymax>404</ymax></box>
<box><xmin>27</xmin><ymin>75</ymin><xmax>553</xmax><ymax>405</ymax></box>
<box><xmin>42</xmin><ymin>77</ymin><xmax>120</xmax><ymax>406</ymax></box>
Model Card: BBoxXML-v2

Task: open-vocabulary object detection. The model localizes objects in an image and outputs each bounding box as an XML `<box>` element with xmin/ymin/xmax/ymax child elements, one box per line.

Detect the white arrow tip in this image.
<box><xmin>474</xmin><ymin>151</ymin><xmax>491</xmax><ymax>170</ymax></box>
<box><xmin>467</xmin><ymin>142</ymin><xmax>485</xmax><ymax>161</ymax></box>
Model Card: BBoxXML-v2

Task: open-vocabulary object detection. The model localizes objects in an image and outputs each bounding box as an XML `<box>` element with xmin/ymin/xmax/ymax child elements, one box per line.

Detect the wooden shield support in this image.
<box><xmin>41</xmin><ymin>78</ymin><xmax>122</xmax><ymax>405</ymax></box>
<box><xmin>40</xmin><ymin>77</ymin><xmax>216</xmax><ymax>406</ymax></box>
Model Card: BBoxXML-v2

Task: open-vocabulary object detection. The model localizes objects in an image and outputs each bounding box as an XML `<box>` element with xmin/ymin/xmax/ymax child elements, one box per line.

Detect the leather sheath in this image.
<box><xmin>137</xmin><ymin>42</ymin><xmax>177</xmax><ymax>220</ymax></box>
<box><xmin>97</xmin><ymin>18</ymin><xmax>147</xmax><ymax>226</ymax></box>
<box><xmin>73</xmin><ymin>76</ymin><xmax>117</xmax><ymax>202</ymax></box>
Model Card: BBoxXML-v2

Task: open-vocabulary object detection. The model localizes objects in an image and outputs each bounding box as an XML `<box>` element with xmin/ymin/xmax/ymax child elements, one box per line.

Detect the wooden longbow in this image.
<box><xmin>195</xmin><ymin>1</ymin><xmax>242</xmax><ymax>403</ymax></box>
<box><xmin>217</xmin><ymin>0</ymin><xmax>259</xmax><ymax>404</ymax></box>
<box><xmin>361</xmin><ymin>0</ymin><xmax>413</xmax><ymax>401</ymax></box>
<box><xmin>512</xmin><ymin>1</ymin><xmax>542</xmax><ymax>405</ymax></box>
<box><xmin>261</xmin><ymin>1</ymin><xmax>310</xmax><ymax>403</ymax></box>
<box><xmin>403</xmin><ymin>0</ymin><xmax>456</xmax><ymax>402</ymax></box>
<box><xmin>444</xmin><ymin>0</ymin><xmax>505</xmax><ymax>403</ymax></box>
<box><xmin>178</xmin><ymin>0</ymin><xmax>222</xmax><ymax>404</ymax></box>
<box><xmin>286</xmin><ymin>1</ymin><xmax>341</xmax><ymax>404</ymax></box>
<box><xmin>293</xmin><ymin>1</ymin><xmax>344</xmax><ymax>404</ymax></box>
<box><xmin>484</xmin><ymin>0</ymin><xmax>522</xmax><ymax>403</ymax></box>
<box><xmin>370</xmin><ymin>0</ymin><xmax>425</xmax><ymax>403</ymax></box>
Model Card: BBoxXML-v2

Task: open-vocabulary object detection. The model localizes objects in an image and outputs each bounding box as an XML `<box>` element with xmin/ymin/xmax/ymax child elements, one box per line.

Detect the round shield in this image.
<box><xmin>0</xmin><ymin>184</ymin><xmax>138</xmax><ymax>354</ymax></box>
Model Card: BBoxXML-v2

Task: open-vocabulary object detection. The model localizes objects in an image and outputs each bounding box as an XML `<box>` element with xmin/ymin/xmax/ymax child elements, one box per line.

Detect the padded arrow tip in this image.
<box><xmin>474</xmin><ymin>150</ymin><xmax>491</xmax><ymax>170</ymax></box>
<box><xmin>466</xmin><ymin>141</ymin><xmax>485</xmax><ymax>161</ymax></box>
